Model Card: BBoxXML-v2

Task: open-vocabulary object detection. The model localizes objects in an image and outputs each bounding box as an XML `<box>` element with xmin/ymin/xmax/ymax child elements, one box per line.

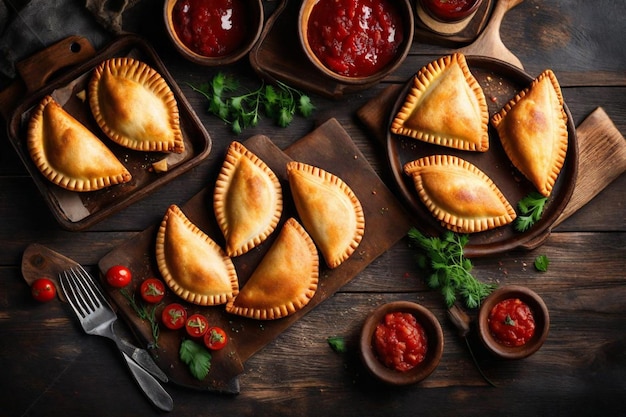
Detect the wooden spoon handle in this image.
<box><xmin>458</xmin><ymin>0</ymin><xmax>524</xmax><ymax>69</ymax></box>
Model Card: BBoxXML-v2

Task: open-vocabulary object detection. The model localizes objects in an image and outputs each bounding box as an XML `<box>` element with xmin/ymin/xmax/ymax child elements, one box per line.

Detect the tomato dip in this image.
<box><xmin>307</xmin><ymin>0</ymin><xmax>404</xmax><ymax>77</ymax></box>
<box><xmin>373</xmin><ymin>312</ymin><xmax>428</xmax><ymax>372</ymax></box>
<box><xmin>420</xmin><ymin>0</ymin><xmax>482</xmax><ymax>22</ymax></box>
<box><xmin>488</xmin><ymin>298</ymin><xmax>536</xmax><ymax>347</ymax></box>
<box><xmin>172</xmin><ymin>0</ymin><xmax>248</xmax><ymax>57</ymax></box>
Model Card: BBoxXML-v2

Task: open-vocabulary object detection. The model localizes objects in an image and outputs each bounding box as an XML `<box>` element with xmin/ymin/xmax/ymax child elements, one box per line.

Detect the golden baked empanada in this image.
<box><xmin>286</xmin><ymin>161</ymin><xmax>364</xmax><ymax>269</ymax></box>
<box><xmin>156</xmin><ymin>204</ymin><xmax>238</xmax><ymax>306</ymax></box>
<box><xmin>26</xmin><ymin>95</ymin><xmax>131</xmax><ymax>192</ymax></box>
<box><xmin>225</xmin><ymin>218</ymin><xmax>318</xmax><ymax>320</ymax></box>
<box><xmin>404</xmin><ymin>155</ymin><xmax>516</xmax><ymax>233</ymax></box>
<box><xmin>89</xmin><ymin>57</ymin><xmax>184</xmax><ymax>153</ymax></box>
<box><xmin>214</xmin><ymin>141</ymin><xmax>283</xmax><ymax>257</ymax></box>
<box><xmin>492</xmin><ymin>69</ymin><xmax>568</xmax><ymax>197</ymax></box>
<box><xmin>390</xmin><ymin>53</ymin><xmax>489</xmax><ymax>152</ymax></box>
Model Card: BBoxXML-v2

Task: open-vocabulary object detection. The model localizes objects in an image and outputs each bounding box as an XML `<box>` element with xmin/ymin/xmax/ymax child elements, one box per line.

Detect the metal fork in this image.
<box><xmin>60</xmin><ymin>264</ymin><xmax>173</xmax><ymax>412</ymax></box>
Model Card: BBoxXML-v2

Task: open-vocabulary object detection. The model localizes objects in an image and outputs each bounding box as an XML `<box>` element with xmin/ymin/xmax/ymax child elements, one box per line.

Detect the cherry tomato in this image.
<box><xmin>204</xmin><ymin>326</ymin><xmax>228</xmax><ymax>350</ymax></box>
<box><xmin>105</xmin><ymin>265</ymin><xmax>132</xmax><ymax>288</ymax></box>
<box><xmin>161</xmin><ymin>303</ymin><xmax>187</xmax><ymax>330</ymax></box>
<box><xmin>140</xmin><ymin>278</ymin><xmax>166</xmax><ymax>304</ymax></box>
<box><xmin>31</xmin><ymin>278</ymin><xmax>57</xmax><ymax>302</ymax></box>
<box><xmin>185</xmin><ymin>314</ymin><xmax>209</xmax><ymax>338</ymax></box>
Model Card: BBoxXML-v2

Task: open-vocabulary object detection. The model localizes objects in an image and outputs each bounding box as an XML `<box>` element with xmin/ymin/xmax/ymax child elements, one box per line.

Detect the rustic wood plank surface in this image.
<box><xmin>0</xmin><ymin>0</ymin><xmax>624</xmax><ymax>416</ymax></box>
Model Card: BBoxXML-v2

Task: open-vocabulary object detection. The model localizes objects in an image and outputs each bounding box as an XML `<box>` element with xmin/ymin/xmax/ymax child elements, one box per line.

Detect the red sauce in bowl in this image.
<box><xmin>172</xmin><ymin>0</ymin><xmax>248</xmax><ymax>57</ymax></box>
<box><xmin>488</xmin><ymin>298</ymin><xmax>536</xmax><ymax>347</ymax></box>
<box><xmin>306</xmin><ymin>0</ymin><xmax>405</xmax><ymax>78</ymax></box>
<box><xmin>373</xmin><ymin>312</ymin><xmax>428</xmax><ymax>372</ymax></box>
<box><xmin>420</xmin><ymin>0</ymin><xmax>482</xmax><ymax>22</ymax></box>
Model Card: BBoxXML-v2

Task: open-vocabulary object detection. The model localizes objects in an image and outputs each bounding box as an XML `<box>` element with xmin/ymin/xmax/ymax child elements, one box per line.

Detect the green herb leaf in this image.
<box><xmin>190</xmin><ymin>73</ymin><xmax>314</xmax><ymax>134</ymax></box>
<box><xmin>534</xmin><ymin>254</ymin><xmax>550</xmax><ymax>272</ymax></box>
<box><xmin>327</xmin><ymin>336</ymin><xmax>346</xmax><ymax>353</ymax></box>
<box><xmin>514</xmin><ymin>192</ymin><xmax>548</xmax><ymax>232</ymax></box>
<box><xmin>180</xmin><ymin>339</ymin><xmax>212</xmax><ymax>380</ymax></box>
<box><xmin>504</xmin><ymin>315</ymin><xmax>516</xmax><ymax>326</ymax></box>
<box><xmin>120</xmin><ymin>289</ymin><xmax>160</xmax><ymax>348</ymax></box>
<box><xmin>408</xmin><ymin>228</ymin><xmax>496</xmax><ymax>309</ymax></box>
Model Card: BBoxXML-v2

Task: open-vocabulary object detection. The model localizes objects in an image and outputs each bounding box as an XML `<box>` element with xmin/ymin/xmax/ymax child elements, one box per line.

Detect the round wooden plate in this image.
<box><xmin>386</xmin><ymin>56</ymin><xmax>578</xmax><ymax>257</ymax></box>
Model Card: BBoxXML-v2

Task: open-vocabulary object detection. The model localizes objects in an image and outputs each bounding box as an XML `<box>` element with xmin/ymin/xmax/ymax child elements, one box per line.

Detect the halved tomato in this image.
<box><xmin>185</xmin><ymin>314</ymin><xmax>209</xmax><ymax>338</ymax></box>
<box><xmin>140</xmin><ymin>278</ymin><xmax>165</xmax><ymax>304</ymax></box>
<box><xmin>204</xmin><ymin>326</ymin><xmax>228</xmax><ymax>350</ymax></box>
<box><xmin>161</xmin><ymin>303</ymin><xmax>187</xmax><ymax>330</ymax></box>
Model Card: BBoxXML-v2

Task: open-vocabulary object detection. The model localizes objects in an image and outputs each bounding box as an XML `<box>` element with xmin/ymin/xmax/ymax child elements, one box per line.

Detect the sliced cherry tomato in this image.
<box><xmin>105</xmin><ymin>265</ymin><xmax>132</xmax><ymax>288</ymax></box>
<box><xmin>204</xmin><ymin>326</ymin><xmax>228</xmax><ymax>350</ymax></box>
<box><xmin>161</xmin><ymin>303</ymin><xmax>187</xmax><ymax>330</ymax></box>
<box><xmin>185</xmin><ymin>314</ymin><xmax>209</xmax><ymax>338</ymax></box>
<box><xmin>140</xmin><ymin>278</ymin><xmax>166</xmax><ymax>304</ymax></box>
<box><xmin>31</xmin><ymin>278</ymin><xmax>57</xmax><ymax>302</ymax></box>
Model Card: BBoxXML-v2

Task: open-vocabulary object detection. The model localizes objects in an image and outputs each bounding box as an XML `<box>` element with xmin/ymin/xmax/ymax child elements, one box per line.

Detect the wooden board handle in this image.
<box><xmin>15</xmin><ymin>35</ymin><xmax>96</xmax><ymax>92</ymax></box>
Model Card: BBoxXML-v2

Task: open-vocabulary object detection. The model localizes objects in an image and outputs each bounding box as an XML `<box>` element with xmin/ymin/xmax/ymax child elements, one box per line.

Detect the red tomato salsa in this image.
<box><xmin>373</xmin><ymin>312</ymin><xmax>428</xmax><ymax>372</ymax></box>
<box><xmin>307</xmin><ymin>0</ymin><xmax>405</xmax><ymax>77</ymax></box>
<box><xmin>420</xmin><ymin>0</ymin><xmax>481</xmax><ymax>22</ymax></box>
<box><xmin>172</xmin><ymin>0</ymin><xmax>248</xmax><ymax>57</ymax></box>
<box><xmin>488</xmin><ymin>298</ymin><xmax>536</xmax><ymax>347</ymax></box>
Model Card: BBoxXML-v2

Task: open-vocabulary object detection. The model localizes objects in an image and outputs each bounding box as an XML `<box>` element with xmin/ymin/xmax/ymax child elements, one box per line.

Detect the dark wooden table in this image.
<box><xmin>1</xmin><ymin>1</ymin><xmax>625</xmax><ymax>416</ymax></box>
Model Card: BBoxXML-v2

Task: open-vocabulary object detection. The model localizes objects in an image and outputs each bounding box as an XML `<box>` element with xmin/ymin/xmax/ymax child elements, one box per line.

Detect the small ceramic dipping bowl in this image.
<box><xmin>298</xmin><ymin>0</ymin><xmax>414</xmax><ymax>86</ymax></box>
<box><xmin>360</xmin><ymin>301</ymin><xmax>444</xmax><ymax>385</ymax></box>
<box><xmin>478</xmin><ymin>285</ymin><xmax>550</xmax><ymax>360</ymax></box>
<box><xmin>163</xmin><ymin>0</ymin><xmax>264</xmax><ymax>66</ymax></box>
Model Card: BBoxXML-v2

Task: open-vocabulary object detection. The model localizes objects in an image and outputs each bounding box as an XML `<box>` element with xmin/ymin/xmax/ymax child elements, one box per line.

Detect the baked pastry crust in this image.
<box><xmin>286</xmin><ymin>161</ymin><xmax>365</xmax><ymax>269</ymax></box>
<box><xmin>214</xmin><ymin>141</ymin><xmax>283</xmax><ymax>257</ymax></box>
<box><xmin>156</xmin><ymin>204</ymin><xmax>238</xmax><ymax>306</ymax></box>
<box><xmin>89</xmin><ymin>57</ymin><xmax>184</xmax><ymax>153</ymax></box>
<box><xmin>26</xmin><ymin>95</ymin><xmax>131</xmax><ymax>192</ymax></box>
<box><xmin>225</xmin><ymin>218</ymin><xmax>318</xmax><ymax>320</ymax></box>
<box><xmin>492</xmin><ymin>69</ymin><xmax>568</xmax><ymax>197</ymax></box>
<box><xmin>390</xmin><ymin>53</ymin><xmax>489</xmax><ymax>152</ymax></box>
<box><xmin>404</xmin><ymin>155</ymin><xmax>516</xmax><ymax>233</ymax></box>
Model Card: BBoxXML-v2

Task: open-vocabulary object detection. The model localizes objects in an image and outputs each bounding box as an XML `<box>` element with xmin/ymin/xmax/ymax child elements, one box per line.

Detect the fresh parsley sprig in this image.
<box><xmin>180</xmin><ymin>339</ymin><xmax>212</xmax><ymax>380</ymax></box>
<box><xmin>408</xmin><ymin>228</ymin><xmax>496</xmax><ymax>309</ymax></box>
<box><xmin>514</xmin><ymin>192</ymin><xmax>548</xmax><ymax>232</ymax></box>
<box><xmin>189</xmin><ymin>73</ymin><xmax>314</xmax><ymax>134</ymax></box>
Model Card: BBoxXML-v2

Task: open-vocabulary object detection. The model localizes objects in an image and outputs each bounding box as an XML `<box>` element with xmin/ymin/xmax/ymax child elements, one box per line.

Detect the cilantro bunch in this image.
<box><xmin>189</xmin><ymin>73</ymin><xmax>315</xmax><ymax>134</ymax></box>
<box><xmin>514</xmin><ymin>192</ymin><xmax>548</xmax><ymax>232</ymax></box>
<box><xmin>408</xmin><ymin>228</ymin><xmax>496</xmax><ymax>309</ymax></box>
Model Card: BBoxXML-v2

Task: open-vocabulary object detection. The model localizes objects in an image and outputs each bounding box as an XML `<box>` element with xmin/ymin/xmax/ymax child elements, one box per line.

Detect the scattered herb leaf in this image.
<box><xmin>189</xmin><ymin>73</ymin><xmax>314</xmax><ymax>134</ymax></box>
<box><xmin>514</xmin><ymin>192</ymin><xmax>548</xmax><ymax>232</ymax></box>
<box><xmin>179</xmin><ymin>339</ymin><xmax>212</xmax><ymax>380</ymax></box>
<box><xmin>534</xmin><ymin>255</ymin><xmax>550</xmax><ymax>272</ymax></box>
<box><xmin>327</xmin><ymin>336</ymin><xmax>347</xmax><ymax>353</ymax></box>
<box><xmin>408</xmin><ymin>228</ymin><xmax>496</xmax><ymax>309</ymax></box>
<box><xmin>504</xmin><ymin>315</ymin><xmax>516</xmax><ymax>326</ymax></box>
<box><xmin>120</xmin><ymin>288</ymin><xmax>160</xmax><ymax>348</ymax></box>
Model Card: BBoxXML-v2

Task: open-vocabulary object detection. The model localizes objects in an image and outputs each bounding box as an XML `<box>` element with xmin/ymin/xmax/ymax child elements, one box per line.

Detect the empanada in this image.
<box><xmin>492</xmin><ymin>69</ymin><xmax>568</xmax><ymax>197</ymax></box>
<box><xmin>156</xmin><ymin>204</ymin><xmax>238</xmax><ymax>306</ymax></box>
<box><xmin>404</xmin><ymin>155</ymin><xmax>516</xmax><ymax>233</ymax></box>
<box><xmin>225</xmin><ymin>218</ymin><xmax>318</xmax><ymax>320</ymax></box>
<box><xmin>390</xmin><ymin>53</ymin><xmax>489</xmax><ymax>152</ymax></box>
<box><xmin>286</xmin><ymin>161</ymin><xmax>364</xmax><ymax>269</ymax></box>
<box><xmin>214</xmin><ymin>141</ymin><xmax>283</xmax><ymax>257</ymax></box>
<box><xmin>89</xmin><ymin>57</ymin><xmax>184</xmax><ymax>153</ymax></box>
<box><xmin>26</xmin><ymin>95</ymin><xmax>131</xmax><ymax>192</ymax></box>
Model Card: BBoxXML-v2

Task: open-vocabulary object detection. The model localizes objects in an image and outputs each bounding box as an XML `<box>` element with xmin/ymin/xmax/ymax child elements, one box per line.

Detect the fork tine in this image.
<box><xmin>60</xmin><ymin>270</ymin><xmax>88</xmax><ymax>319</ymax></box>
<box><xmin>73</xmin><ymin>265</ymin><xmax>114</xmax><ymax>310</ymax></box>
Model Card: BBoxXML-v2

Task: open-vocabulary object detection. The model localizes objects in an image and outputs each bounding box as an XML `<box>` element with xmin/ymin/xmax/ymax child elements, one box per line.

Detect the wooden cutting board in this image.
<box><xmin>95</xmin><ymin>118</ymin><xmax>414</xmax><ymax>392</ymax></box>
<box><xmin>356</xmin><ymin>85</ymin><xmax>626</xmax><ymax>228</ymax></box>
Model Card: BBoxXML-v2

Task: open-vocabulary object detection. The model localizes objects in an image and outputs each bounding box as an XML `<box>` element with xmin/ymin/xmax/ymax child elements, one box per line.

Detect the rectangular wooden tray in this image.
<box><xmin>7</xmin><ymin>34</ymin><xmax>212</xmax><ymax>231</ymax></box>
<box><xmin>97</xmin><ymin>119</ymin><xmax>414</xmax><ymax>392</ymax></box>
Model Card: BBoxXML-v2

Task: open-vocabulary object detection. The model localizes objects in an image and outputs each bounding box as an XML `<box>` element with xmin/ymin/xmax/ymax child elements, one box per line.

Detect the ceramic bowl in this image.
<box><xmin>418</xmin><ymin>0</ymin><xmax>483</xmax><ymax>23</ymax></box>
<box><xmin>298</xmin><ymin>0</ymin><xmax>414</xmax><ymax>85</ymax></box>
<box><xmin>478</xmin><ymin>285</ymin><xmax>550</xmax><ymax>360</ymax></box>
<box><xmin>163</xmin><ymin>0</ymin><xmax>264</xmax><ymax>66</ymax></box>
<box><xmin>360</xmin><ymin>301</ymin><xmax>444</xmax><ymax>385</ymax></box>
